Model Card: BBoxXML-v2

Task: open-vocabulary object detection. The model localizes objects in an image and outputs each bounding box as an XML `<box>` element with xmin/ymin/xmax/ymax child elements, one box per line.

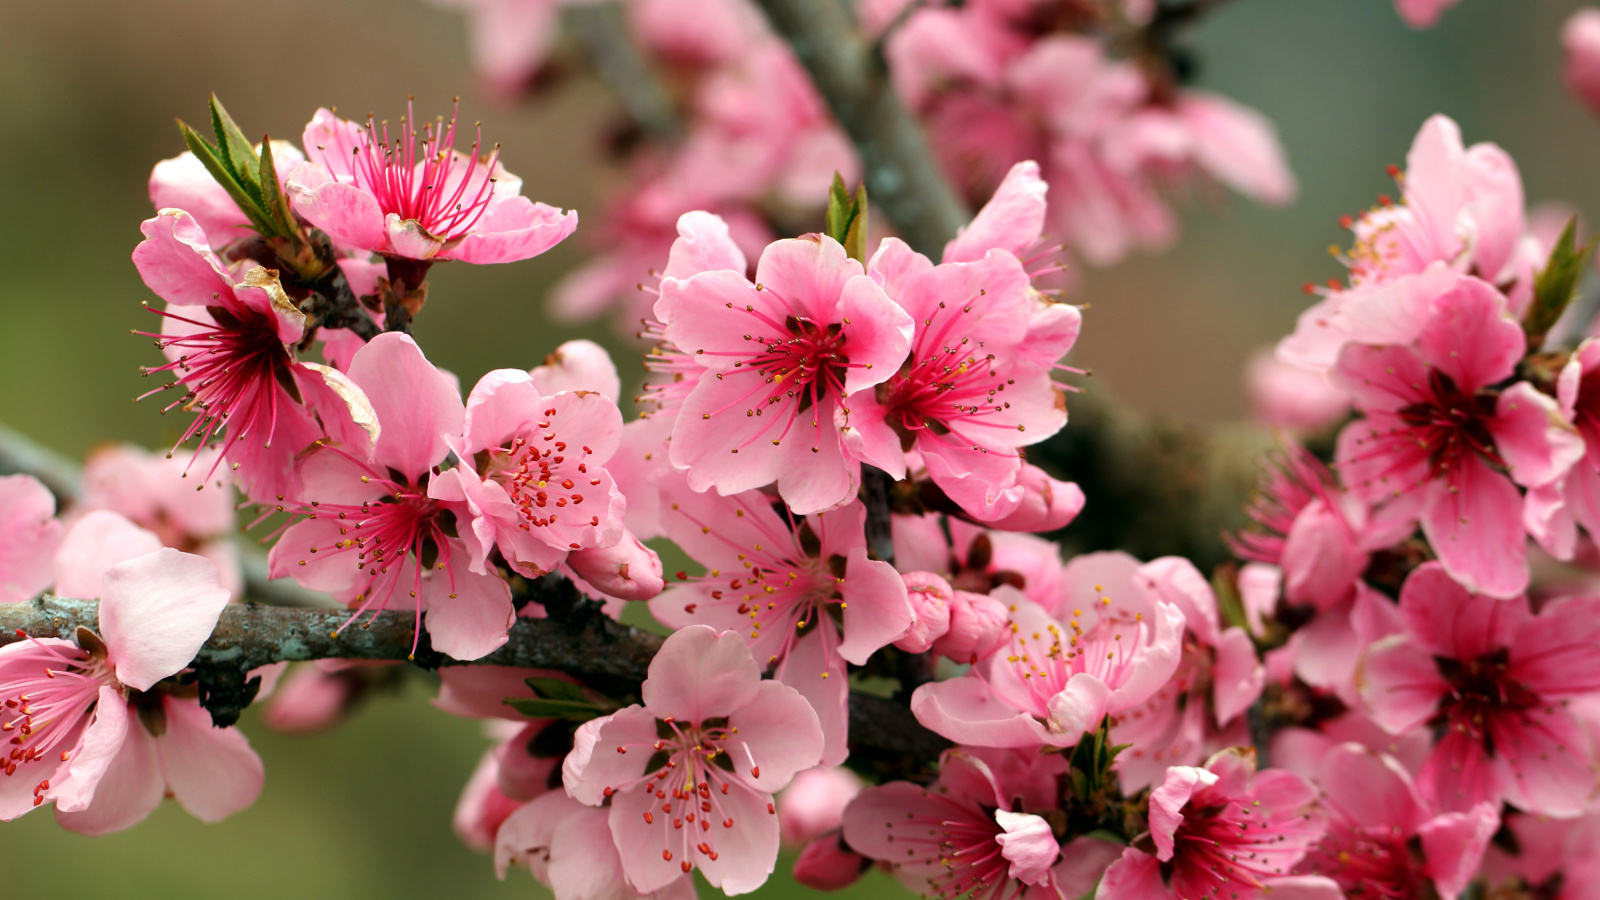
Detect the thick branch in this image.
<box><xmin>751</xmin><ymin>0</ymin><xmax>968</xmax><ymax>258</ymax></box>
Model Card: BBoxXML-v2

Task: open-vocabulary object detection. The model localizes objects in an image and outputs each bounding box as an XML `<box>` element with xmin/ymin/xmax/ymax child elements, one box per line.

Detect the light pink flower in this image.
<box><xmin>1298</xmin><ymin>743</ymin><xmax>1499</xmax><ymax>899</ymax></box>
<box><xmin>289</xmin><ymin>103</ymin><xmax>576</xmax><ymax>264</ymax></box>
<box><xmin>1395</xmin><ymin>0</ymin><xmax>1461</xmax><ymax>28</ymax></box>
<box><xmin>894</xmin><ymin>571</ymin><xmax>954</xmax><ymax>653</ymax></box>
<box><xmin>778</xmin><ymin>766</ymin><xmax>862</xmax><ymax>846</ymax></box>
<box><xmin>563</xmin><ymin>625</ymin><xmax>824</xmax><ymax>895</ymax></box>
<box><xmin>650</xmin><ymin>485</ymin><xmax>912</xmax><ymax>764</ymax></box>
<box><xmin>0</xmin><ymin>549</ymin><xmax>259</xmax><ymax>833</ymax></box>
<box><xmin>260</xmin><ymin>661</ymin><xmax>371</xmax><ymax>734</ymax></box>
<box><xmin>530</xmin><ymin>339</ymin><xmax>623</xmax><ymax>401</ymax></box>
<box><xmin>1243</xmin><ymin>349</ymin><xmax>1349</xmax><ymax>435</ymax></box>
<box><xmin>429</xmin><ymin>366</ymin><xmax>630</xmax><ymax>580</ymax></box>
<box><xmin>844</xmin><ymin>235</ymin><xmax>1073</xmax><ymax>523</ymax></box>
<box><xmin>148</xmin><ymin>141</ymin><xmax>307</xmax><ymax>246</ymax></box>
<box><xmin>1359</xmin><ymin>562</ymin><xmax>1600</xmax><ymax>816</ymax></box>
<box><xmin>1098</xmin><ymin>749</ymin><xmax>1325</xmax><ymax>900</ymax></box>
<box><xmin>78</xmin><ymin>444</ymin><xmax>242</xmax><ymax>598</ymax></box>
<box><xmin>842</xmin><ymin>748</ymin><xmax>1063</xmax><ymax>900</ymax></box>
<box><xmin>1333</xmin><ymin>274</ymin><xmax>1582</xmax><ymax>598</ymax></box>
<box><xmin>52</xmin><ymin>511</ymin><xmax>164</xmax><ymax>600</ymax></box>
<box><xmin>267</xmin><ymin>333</ymin><xmax>515</xmax><ymax>661</ymax></box>
<box><xmin>0</xmin><ymin>475</ymin><xmax>63</xmax><ymax>604</ymax></box>
<box><xmin>655</xmin><ymin>233</ymin><xmax>913</xmax><ymax>514</ymax></box>
<box><xmin>497</xmin><ymin>789</ymin><xmax>699</xmax><ymax>900</ymax></box>
<box><xmin>132</xmin><ymin>210</ymin><xmax>377</xmax><ymax>504</ymax></box>
<box><xmin>1280</xmin><ymin>116</ymin><xmax>1529</xmax><ymax>372</ymax></box>
<box><xmin>1566</xmin><ymin>10</ymin><xmax>1600</xmax><ymax>119</ymax></box>
<box><xmin>911</xmin><ymin>551</ymin><xmax>1185</xmax><ymax>748</ymax></box>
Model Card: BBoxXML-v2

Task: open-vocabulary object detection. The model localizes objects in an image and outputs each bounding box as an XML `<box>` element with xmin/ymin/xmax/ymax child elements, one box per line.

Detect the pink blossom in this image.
<box><xmin>52</xmin><ymin>511</ymin><xmax>164</xmax><ymax>600</ymax></box>
<box><xmin>1269</xmin><ymin>709</ymin><xmax>1431</xmax><ymax>782</ymax></box>
<box><xmin>911</xmin><ymin>552</ymin><xmax>1185</xmax><ymax>748</ymax></box>
<box><xmin>655</xmin><ymin>233</ymin><xmax>913</xmax><ymax>514</ymax></box>
<box><xmin>1566</xmin><ymin>10</ymin><xmax>1600</xmax><ymax>119</ymax></box>
<box><xmin>1333</xmin><ymin>274</ymin><xmax>1582</xmax><ymax>598</ymax></box>
<box><xmin>454</xmin><ymin>732</ymin><xmax>523</xmax><ymax>852</ymax></box>
<box><xmin>931</xmin><ymin>586</ymin><xmax>1010</xmax><ymax>665</ymax></box>
<box><xmin>842</xmin><ymin>748</ymin><xmax>1063</xmax><ymax>900</ymax></box>
<box><xmin>260</xmin><ymin>662</ymin><xmax>366</xmax><ymax>734</ymax></box>
<box><xmin>267</xmin><ymin>333</ymin><xmax>515</xmax><ymax>661</ymax></box>
<box><xmin>778</xmin><ymin>766</ymin><xmax>862</xmax><ymax>846</ymax></box>
<box><xmin>289</xmin><ymin>103</ymin><xmax>576</xmax><ymax>264</ymax></box>
<box><xmin>1099</xmin><ymin>749</ymin><xmax>1325</xmax><ymax>900</ymax></box>
<box><xmin>131</xmin><ymin>210</ymin><xmax>378</xmax><ymax>504</ymax></box>
<box><xmin>1395</xmin><ymin>0</ymin><xmax>1462</xmax><ymax>28</ymax></box>
<box><xmin>148</xmin><ymin>141</ymin><xmax>307</xmax><ymax>246</ymax></box>
<box><xmin>629</xmin><ymin>0</ymin><xmax>762</xmax><ymax>68</ymax></box>
<box><xmin>530</xmin><ymin>339</ymin><xmax>623</xmax><ymax>401</ymax></box>
<box><xmin>844</xmin><ymin>235</ymin><xmax>1072</xmax><ymax>522</ymax></box>
<box><xmin>563</xmin><ymin>625</ymin><xmax>824</xmax><ymax>895</ymax></box>
<box><xmin>894</xmin><ymin>571</ymin><xmax>954</xmax><ymax>653</ymax></box>
<box><xmin>497</xmin><ymin>790</ymin><xmax>699</xmax><ymax>900</ymax></box>
<box><xmin>0</xmin><ymin>549</ymin><xmax>260</xmax><ymax>833</ymax></box>
<box><xmin>1297</xmin><ymin>743</ymin><xmax>1499</xmax><ymax>899</ymax></box>
<box><xmin>0</xmin><ymin>475</ymin><xmax>63</xmax><ymax>604</ymax></box>
<box><xmin>1280</xmin><ymin>116</ymin><xmax>1530</xmax><ymax>372</ymax></box>
<box><xmin>1480</xmin><ymin>813</ymin><xmax>1600</xmax><ymax>898</ymax></box>
<box><xmin>650</xmin><ymin>485</ymin><xmax>912</xmax><ymax>764</ymax></box>
<box><xmin>429</xmin><ymin>366</ymin><xmax>629</xmax><ymax>580</ymax></box>
<box><xmin>1359</xmin><ymin>562</ymin><xmax>1600</xmax><ymax>816</ymax></box>
<box><xmin>78</xmin><ymin>444</ymin><xmax>243</xmax><ymax>598</ymax></box>
<box><xmin>1243</xmin><ymin>349</ymin><xmax>1349</xmax><ymax>435</ymax></box>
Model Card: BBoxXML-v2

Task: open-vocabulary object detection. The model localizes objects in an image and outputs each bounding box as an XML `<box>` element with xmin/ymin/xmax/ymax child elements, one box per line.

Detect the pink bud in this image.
<box><xmin>792</xmin><ymin>831</ymin><xmax>870</xmax><ymax>891</ymax></box>
<box><xmin>261</xmin><ymin>663</ymin><xmax>357</xmax><ymax>734</ymax></box>
<box><xmin>893</xmin><ymin>572</ymin><xmax>954</xmax><ymax>653</ymax></box>
<box><xmin>933</xmin><ymin>589</ymin><xmax>1008</xmax><ymax>664</ymax></box>
<box><xmin>566</xmin><ymin>530</ymin><xmax>665</xmax><ymax>601</ymax></box>
<box><xmin>779</xmin><ymin>767</ymin><xmax>864</xmax><ymax>845</ymax></box>
<box><xmin>1566</xmin><ymin>9</ymin><xmax>1600</xmax><ymax>119</ymax></box>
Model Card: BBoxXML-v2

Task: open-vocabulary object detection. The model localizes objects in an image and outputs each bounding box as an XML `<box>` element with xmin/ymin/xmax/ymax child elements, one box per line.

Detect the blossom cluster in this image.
<box><xmin>6</xmin><ymin>2</ymin><xmax>1600</xmax><ymax>895</ymax></box>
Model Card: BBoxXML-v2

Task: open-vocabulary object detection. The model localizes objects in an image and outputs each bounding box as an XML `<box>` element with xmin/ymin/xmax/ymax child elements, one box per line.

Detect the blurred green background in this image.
<box><xmin>1</xmin><ymin>0</ymin><xmax>1597</xmax><ymax>896</ymax></box>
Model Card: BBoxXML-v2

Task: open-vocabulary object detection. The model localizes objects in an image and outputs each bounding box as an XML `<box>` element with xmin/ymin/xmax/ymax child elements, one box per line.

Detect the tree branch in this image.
<box><xmin>566</xmin><ymin>2</ymin><xmax>683</xmax><ymax>143</ymax></box>
<box><xmin>750</xmin><ymin>0</ymin><xmax>969</xmax><ymax>258</ymax></box>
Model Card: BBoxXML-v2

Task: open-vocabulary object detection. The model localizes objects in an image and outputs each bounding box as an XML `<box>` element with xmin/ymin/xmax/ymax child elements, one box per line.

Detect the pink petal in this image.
<box><xmin>835</xmin><ymin>275</ymin><xmax>914</xmax><ymax>395</ymax></box>
<box><xmin>1420</xmin><ymin>457</ymin><xmax>1528</xmax><ymax>599</ymax></box>
<box><xmin>528</xmin><ymin>339</ymin><xmax>622</xmax><ymax>401</ymax></box>
<box><xmin>1211</xmin><ymin>626</ymin><xmax>1264</xmax><ymax>726</ymax></box>
<box><xmin>441</xmin><ymin>197</ymin><xmax>577</xmax><ymax>265</ymax></box>
<box><xmin>1236</xmin><ymin>562</ymin><xmax>1280</xmax><ymax>638</ymax></box>
<box><xmin>641</xmin><ymin>624</ymin><xmax>761</xmax><ymax>723</ymax></box>
<box><xmin>726</xmin><ymin>681</ymin><xmax>825</xmax><ymax>791</ymax></box>
<box><xmin>287</xmin><ymin>173</ymin><xmax>387</xmax><ymax>255</ymax></box>
<box><xmin>422</xmin><ymin>545</ymin><xmax>515</xmax><ymax>661</ymax></box>
<box><xmin>663</xmin><ymin>210</ymin><xmax>749</xmax><ymax>280</ymax></box>
<box><xmin>1419</xmin><ymin>802</ymin><xmax>1499</xmax><ymax>899</ymax></box>
<box><xmin>435</xmin><ymin>665</ymin><xmax>572</xmax><ymax>720</ymax></box>
<box><xmin>1416</xmin><ymin>275</ymin><xmax>1521</xmax><ymax>392</ymax></box>
<box><xmin>52</xmin><ymin>510</ymin><xmax>164</xmax><ymax>600</ymax></box>
<box><xmin>0</xmin><ymin>475</ymin><xmax>62</xmax><ymax>604</ymax></box>
<box><xmin>148</xmin><ymin>151</ymin><xmax>252</xmax><ymax>244</ymax></box>
<box><xmin>1177</xmin><ymin>92</ymin><xmax>1296</xmax><ymax>205</ymax></box>
<box><xmin>1135</xmin><ymin>556</ymin><xmax>1219</xmax><ymax>644</ymax></box>
<box><xmin>1464</xmin><ymin>143</ymin><xmax>1525</xmax><ymax>283</ymax></box>
<box><xmin>1149</xmin><ymin>765</ymin><xmax>1219</xmax><ymax>861</ymax></box>
<box><xmin>100</xmin><ymin>548</ymin><xmax>230</xmax><ymax>692</ymax></box>
<box><xmin>1397</xmin><ymin>561</ymin><xmax>1527</xmax><ymax>661</ymax></box>
<box><xmin>47</xmin><ymin>685</ymin><xmax>131</xmax><ymax>813</ymax></box>
<box><xmin>993</xmin><ymin>809</ymin><xmax>1058</xmax><ymax>886</ymax></box>
<box><xmin>53</xmin><ymin>702</ymin><xmax>162</xmax><ymax>835</ymax></box>
<box><xmin>1051</xmin><ymin>836</ymin><xmax>1126</xmax><ymax>898</ymax></box>
<box><xmin>345</xmin><ymin>333</ymin><xmax>464</xmax><ymax>479</ymax></box>
<box><xmin>1417</xmin><ymin>727</ymin><xmax>1502</xmax><ymax>815</ymax></box>
<box><xmin>1096</xmin><ymin>848</ymin><xmax>1170</xmax><ymax>900</ymax></box>
<box><xmin>910</xmin><ymin>676</ymin><xmax>1054</xmax><ymax>748</ymax></box>
<box><xmin>1045</xmin><ymin>673</ymin><xmax>1115</xmax><ymax>742</ymax></box>
<box><xmin>1331</xmin><ymin>342</ymin><xmax>1429</xmax><ymax>413</ymax></box>
<box><xmin>566</xmin><ymin>533</ymin><xmax>664</xmax><ymax>602</ymax></box>
<box><xmin>1509</xmin><ymin>594</ymin><xmax>1600</xmax><ymax>697</ymax></box>
<box><xmin>563</xmin><ymin>705</ymin><xmax>658</xmax><ymax>806</ymax></box>
<box><xmin>752</xmin><ymin>236</ymin><xmax>863</xmax><ymax>323</ymax></box>
<box><xmin>1359</xmin><ymin>635</ymin><xmax>1448</xmax><ymax>735</ymax></box>
<box><xmin>1491</xmin><ymin>707</ymin><xmax>1596</xmax><ymax>817</ymax></box>
<box><xmin>1281</xmin><ymin>499</ymin><xmax>1367</xmax><ymax>611</ymax></box>
<box><xmin>835</xmin><ymin>549</ymin><xmax>913</xmax><ymax>665</ymax></box>
<box><xmin>776</xmin><ymin>627</ymin><xmax>850</xmax><ymax>767</ymax></box>
<box><xmin>131</xmin><ymin>210</ymin><xmax>234</xmax><ymax>306</ymax></box>
<box><xmin>1490</xmin><ymin>382</ymin><xmax>1584</xmax><ymax>489</ymax></box>
<box><xmin>155</xmin><ymin>696</ymin><xmax>263</xmax><ymax>822</ymax></box>
<box><xmin>1315</xmin><ymin>742</ymin><xmax>1427</xmax><ymax>832</ymax></box>
<box><xmin>943</xmin><ymin>160</ymin><xmax>1048</xmax><ymax>263</ymax></box>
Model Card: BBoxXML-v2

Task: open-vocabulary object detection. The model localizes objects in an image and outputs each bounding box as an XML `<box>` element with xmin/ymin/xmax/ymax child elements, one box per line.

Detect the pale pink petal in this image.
<box><xmin>47</xmin><ymin>686</ymin><xmax>131</xmax><ymax>813</ymax></box>
<box><xmin>148</xmin><ymin>151</ymin><xmax>252</xmax><ymax>243</ymax></box>
<box><xmin>563</xmin><ymin>705</ymin><xmax>657</xmax><ymax>805</ymax></box>
<box><xmin>0</xmin><ymin>474</ymin><xmax>62</xmax><ymax>604</ymax></box>
<box><xmin>1565</xmin><ymin>9</ymin><xmax>1600</xmax><ymax>118</ymax></box>
<box><xmin>779</xmin><ymin>767</ymin><xmax>863</xmax><ymax>845</ymax></box>
<box><xmin>131</xmin><ymin>210</ymin><xmax>234</xmax><ymax>306</ymax></box>
<box><xmin>1315</xmin><ymin>743</ymin><xmax>1427</xmax><ymax>832</ymax></box>
<box><xmin>287</xmin><ymin>173</ymin><xmax>387</xmax><ymax>254</ymax></box>
<box><xmin>528</xmin><ymin>339</ymin><xmax>622</xmax><ymax>401</ymax></box>
<box><xmin>663</xmin><ymin>210</ymin><xmax>749</xmax><ymax>280</ymax></box>
<box><xmin>1211</xmin><ymin>627</ymin><xmax>1264</xmax><ymax>726</ymax></box>
<box><xmin>53</xmin><ymin>704</ymin><xmax>162</xmax><ymax>835</ymax></box>
<box><xmin>1135</xmin><ymin>556</ymin><xmax>1219</xmax><ymax>644</ymax></box>
<box><xmin>52</xmin><ymin>510</ymin><xmax>164</xmax><ymax>600</ymax></box>
<box><xmin>345</xmin><ymin>333</ymin><xmax>464</xmax><ymax>478</ymax></box>
<box><xmin>1052</xmin><ymin>836</ymin><xmax>1126</xmax><ymax>898</ymax></box>
<box><xmin>1464</xmin><ymin>143</ymin><xmax>1525</xmax><ymax>283</ymax></box>
<box><xmin>1281</xmin><ymin>499</ymin><xmax>1367</xmax><ymax>611</ymax></box>
<box><xmin>778</xmin><ymin>627</ymin><xmax>850</xmax><ymax>767</ymax></box>
<box><xmin>1045</xmin><ymin>673</ymin><xmax>1114</xmax><ymax>741</ymax></box>
<box><xmin>1420</xmin><ymin>457</ymin><xmax>1527</xmax><ymax>600</ymax></box>
<box><xmin>1397</xmin><ymin>561</ymin><xmax>1526</xmax><ymax>661</ymax></box>
<box><xmin>641</xmin><ymin>624</ymin><xmax>761</xmax><ymax>723</ymax></box>
<box><xmin>1509</xmin><ymin>594</ymin><xmax>1600</xmax><ymax>697</ymax></box>
<box><xmin>100</xmin><ymin>548</ymin><xmax>230</xmax><ymax>692</ymax></box>
<box><xmin>910</xmin><ymin>677</ymin><xmax>1054</xmax><ymax>748</ymax></box>
<box><xmin>1491</xmin><ymin>382</ymin><xmax>1584</xmax><ymax>489</ymax></box>
<box><xmin>943</xmin><ymin>160</ymin><xmax>1048</xmax><ymax>263</ymax></box>
<box><xmin>567</xmin><ymin>533</ymin><xmax>664</xmax><ymax>602</ymax></box>
<box><xmin>1148</xmin><ymin>765</ymin><xmax>1219</xmax><ymax>861</ymax></box>
<box><xmin>994</xmin><ymin>809</ymin><xmax>1058</xmax><ymax>885</ymax></box>
<box><xmin>1177</xmin><ymin>92</ymin><xmax>1296</xmax><ymax>205</ymax></box>
<box><xmin>1236</xmin><ymin>562</ymin><xmax>1280</xmax><ymax>638</ymax></box>
<box><xmin>1416</xmin><ymin>276</ymin><xmax>1521</xmax><ymax>392</ymax></box>
<box><xmin>441</xmin><ymin>197</ymin><xmax>577</xmax><ymax>264</ymax></box>
<box><xmin>1359</xmin><ymin>636</ymin><xmax>1448</xmax><ymax>736</ymax></box>
<box><xmin>726</xmin><ymin>681</ymin><xmax>825</xmax><ymax>792</ymax></box>
<box><xmin>1492</xmin><ymin>708</ymin><xmax>1596</xmax><ymax>817</ymax></box>
<box><xmin>835</xmin><ymin>549</ymin><xmax>913</xmax><ymax>665</ymax></box>
<box><xmin>1419</xmin><ymin>802</ymin><xmax>1499</xmax><ymax>899</ymax></box>
<box><xmin>156</xmin><ymin>696</ymin><xmax>263</xmax><ymax>822</ymax></box>
<box><xmin>1096</xmin><ymin>848</ymin><xmax>1169</xmax><ymax>900</ymax></box>
<box><xmin>1418</xmin><ymin>728</ymin><xmax>1502</xmax><ymax>815</ymax></box>
<box><xmin>422</xmin><ymin>545</ymin><xmax>515</xmax><ymax>661</ymax></box>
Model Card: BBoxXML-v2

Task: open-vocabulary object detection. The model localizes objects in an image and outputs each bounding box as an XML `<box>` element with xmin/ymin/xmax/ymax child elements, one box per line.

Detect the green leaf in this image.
<box><xmin>825</xmin><ymin>173</ymin><xmax>868</xmax><ymax>263</ymax></box>
<box><xmin>258</xmin><ymin>136</ymin><xmax>287</xmax><ymax>233</ymax></box>
<box><xmin>210</xmin><ymin>94</ymin><xmax>261</xmax><ymax>194</ymax></box>
<box><xmin>1212</xmin><ymin>566</ymin><xmax>1248</xmax><ymax>633</ymax></box>
<box><xmin>503</xmin><ymin>696</ymin><xmax>604</xmax><ymax>723</ymax></box>
<box><xmin>178</xmin><ymin>119</ymin><xmax>269</xmax><ymax>226</ymax></box>
<box><xmin>1078</xmin><ymin>828</ymin><xmax>1127</xmax><ymax>846</ymax></box>
<box><xmin>1525</xmin><ymin>215</ymin><xmax>1598</xmax><ymax>348</ymax></box>
<box><xmin>526</xmin><ymin>677</ymin><xmax>590</xmax><ymax>703</ymax></box>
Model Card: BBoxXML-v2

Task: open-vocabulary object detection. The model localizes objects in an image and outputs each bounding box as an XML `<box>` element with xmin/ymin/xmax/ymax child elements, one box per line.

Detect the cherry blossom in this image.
<box><xmin>563</xmin><ymin>625</ymin><xmax>824</xmax><ymax>895</ymax></box>
<box><xmin>0</xmin><ymin>475</ymin><xmax>64</xmax><ymax>604</ymax></box>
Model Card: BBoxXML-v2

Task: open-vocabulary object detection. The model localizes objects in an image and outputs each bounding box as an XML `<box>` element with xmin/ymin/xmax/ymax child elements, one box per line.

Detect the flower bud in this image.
<box><xmin>933</xmin><ymin>589</ymin><xmax>1008</xmax><ymax>664</ymax></box>
<box><xmin>975</xmin><ymin>464</ymin><xmax>1084</xmax><ymax>534</ymax></box>
<box><xmin>893</xmin><ymin>572</ymin><xmax>954</xmax><ymax>653</ymax></box>
<box><xmin>792</xmin><ymin>831</ymin><xmax>870</xmax><ymax>891</ymax></box>
<box><xmin>1566</xmin><ymin>8</ymin><xmax>1600</xmax><ymax>117</ymax></box>
<box><xmin>779</xmin><ymin>767</ymin><xmax>864</xmax><ymax>845</ymax></box>
<box><xmin>566</xmin><ymin>530</ymin><xmax>665</xmax><ymax>601</ymax></box>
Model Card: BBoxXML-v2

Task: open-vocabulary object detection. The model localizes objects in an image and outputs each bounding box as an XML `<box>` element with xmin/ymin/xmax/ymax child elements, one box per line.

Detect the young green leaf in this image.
<box><xmin>210</xmin><ymin>93</ymin><xmax>262</xmax><ymax>194</ymax></box>
<box><xmin>503</xmin><ymin>696</ymin><xmax>605</xmax><ymax>722</ymax></box>
<box><xmin>525</xmin><ymin>677</ymin><xmax>590</xmax><ymax>703</ymax></box>
<box><xmin>178</xmin><ymin>119</ymin><xmax>269</xmax><ymax>226</ymax></box>
<box><xmin>825</xmin><ymin>173</ymin><xmax>868</xmax><ymax>263</ymax></box>
<box><xmin>1525</xmin><ymin>215</ymin><xmax>1598</xmax><ymax>349</ymax></box>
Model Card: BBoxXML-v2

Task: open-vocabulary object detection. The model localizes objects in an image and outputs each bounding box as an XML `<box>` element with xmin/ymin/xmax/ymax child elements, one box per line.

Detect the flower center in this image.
<box><xmin>1433</xmin><ymin>649</ymin><xmax>1536</xmax><ymax>745</ymax></box>
<box><xmin>883</xmin><ymin>792</ymin><xmax>1011</xmax><ymax>900</ymax></box>
<box><xmin>485</xmin><ymin>408</ymin><xmax>606</xmax><ymax>548</ymax></box>
<box><xmin>0</xmin><ymin>636</ymin><xmax>118</xmax><ymax>805</ymax></box>
<box><xmin>1302</xmin><ymin>822</ymin><xmax>1425</xmax><ymax>900</ymax></box>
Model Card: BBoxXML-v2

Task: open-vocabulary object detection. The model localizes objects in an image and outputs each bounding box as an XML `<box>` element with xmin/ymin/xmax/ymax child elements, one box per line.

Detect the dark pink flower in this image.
<box><xmin>1359</xmin><ymin>562</ymin><xmax>1600</xmax><ymax>817</ymax></box>
<box><xmin>562</xmin><ymin>625</ymin><xmax>824</xmax><ymax>895</ymax></box>
<box><xmin>290</xmin><ymin>103</ymin><xmax>576</xmax><ymax>264</ymax></box>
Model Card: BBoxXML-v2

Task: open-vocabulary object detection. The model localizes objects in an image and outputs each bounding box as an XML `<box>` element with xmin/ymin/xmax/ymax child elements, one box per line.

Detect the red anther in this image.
<box><xmin>750</xmin><ymin>766</ymin><xmax>760</xmax><ymax>778</ymax></box>
<box><xmin>663</xmin><ymin>716</ymin><xmax>675</xmax><ymax>724</ymax></box>
<box><xmin>701</xmin><ymin>802</ymin><xmax>711</xmax><ymax>813</ymax></box>
<box><xmin>1327</xmin><ymin>278</ymin><xmax>1341</xmax><ymax>290</ymax></box>
<box><xmin>701</xmin><ymin>819</ymin><xmax>711</xmax><ymax>831</ymax></box>
<box><xmin>654</xmin><ymin>740</ymin><xmax>665</xmax><ymax>751</ymax></box>
<box><xmin>13</xmin><ymin>630</ymin><xmax>24</xmax><ymax>638</ymax></box>
<box><xmin>681</xmin><ymin>862</ymin><xmax>692</xmax><ymax>873</ymax></box>
<box><xmin>59</xmin><ymin>751</ymin><xmax>70</xmax><ymax>762</ymax></box>
<box><xmin>32</xmin><ymin>796</ymin><xmax>42</xmax><ymax>807</ymax></box>
<box><xmin>709</xmin><ymin>851</ymin><xmax>718</xmax><ymax>861</ymax></box>
<box><xmin>1378</xmin><ymin>194</ymin><xmax>1392</xmax><ymax>206</ymax></box>
<box><xmin>616</xmin><ymin>746</ymin><xmax>628</xmax><ymax>753</ymax></box>
<box><xmin>720</xmin><ymin>783</ymin><xmax>729</xmax><ymax>794</ymax></box>
<box><xmin>1386</xmin><ymin>164</ymin><xmax>1401</xmax><ymax>178</ymax></box>
<box><xmin>603</xmin><ymin>787</ymin><xmax>615</xmax><ymax>797</ymax></box>
<box><xmin>37</xmin><ymin>779</ymin><xmax>47</xmax><ymax>790</ymax></box>
<box><xmin>663</xmin><ymin>850</ymin><xmax>673</xmax><ymax>862</ymax></box>
<box><xmin>684</xmin><ymin>604</ymin><xmax>697</xmax><ymax>614</ymax></box>
<box><xmin>686</xmin><ymin>813</ymin><xmax>696</xmax><ymax>823</ymax></box>
<box><xmin>657</xmin><ymin>790</ymin><xmax>666</xmax><ymax>799</ymax></box>
<box><xmin>644</xmin><ymin>812</ymin><xmax>654</xmax><ymax>824</ymax></box>
<box><xmin>676</xmin><ymin>571</ymin><xmax>688</xmax><ymax>581</ymax></box>
<box><xmin>1338</xmin><ymin>215</ymin><xmax>1353</xmax><ymax>230</ymax></box>
<box><xmin>699</xmin><ymin>843</ymin><xmax>712</xmax><ymax>854</ymax></box>
<box><xmin>674</xmin><ymin>819</ymin><xmax>683</xmax><ymax>830</ymax></box>
<box><xmin>662</xmin><ymin>802</ymin><xmax>673</xmax><ymax>813</ymax></box>
<box><xmin>698</xmin><ymin>784</ymin><xmax>710</xmax><ymax>798</ymax></box>
<box><xmin>724</xmin><ymin>818</ymin><xmax>734</xmax><ymax>828</ymax></box>
<box><xmin>767</xmin><ymin>803</ymin><xmax>775</xmax><ymax>814</ymax></box>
